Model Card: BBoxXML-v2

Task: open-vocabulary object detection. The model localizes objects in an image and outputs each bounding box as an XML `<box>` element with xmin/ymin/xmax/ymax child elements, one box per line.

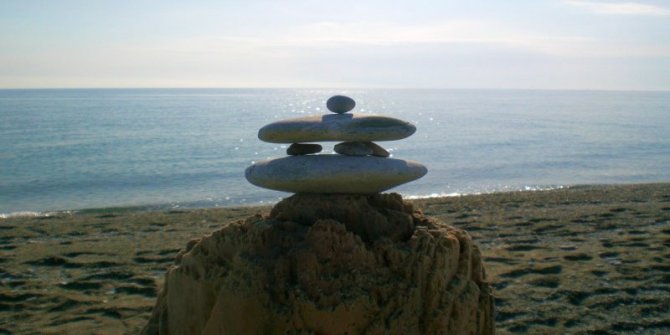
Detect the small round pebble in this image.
<box><xmin>334</xmin><ymin>141</ymin><xmax>373</xmax><ymax>156</ymax></box>
<box><xmin>334</xmin><ymin>141</ymin><xmax>390</xmax><ymax>157</ymax></box>
<box><xmin>326</xmin><ymin>95</ymin><xmax>356</xmax><ymax>114</ymax></box>
<box><xmin>367</xmin><ymin>142</ymin><xmax>390</xmax><ymax>158</ymax></box>
<box><xmin>287</xmin><ymin>143</ymin><xmax>322</xmax><ymax>155</ymax></box>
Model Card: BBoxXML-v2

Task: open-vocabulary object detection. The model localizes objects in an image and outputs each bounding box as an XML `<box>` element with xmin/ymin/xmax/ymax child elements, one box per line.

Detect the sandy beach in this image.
<box><xmin>1</xmin><ymin>183</ymin><xmax>669</xmax><ymax>334</ymax></box>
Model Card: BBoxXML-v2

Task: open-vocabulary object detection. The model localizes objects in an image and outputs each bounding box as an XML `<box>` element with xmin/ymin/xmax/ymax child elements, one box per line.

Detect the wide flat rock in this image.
<box><xmin>258</xmin><ymin>114</ymin><xmax>416</xmax><ymax>143</ymax></box>
<box><xmin>245</xmin><ymin>155</ymin><xmax>427</xmax><ymax>194</ymax></box>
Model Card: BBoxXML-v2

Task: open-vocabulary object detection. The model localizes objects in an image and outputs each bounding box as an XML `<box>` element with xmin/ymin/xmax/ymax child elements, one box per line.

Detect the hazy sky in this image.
<box><xmin>1</xmin><ymin>0</ymin><xmax>669</xmax><ymax>90</ymax></box>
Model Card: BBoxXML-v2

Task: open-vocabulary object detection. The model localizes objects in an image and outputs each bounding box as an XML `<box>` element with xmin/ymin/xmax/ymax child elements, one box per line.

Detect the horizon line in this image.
<box><xmin>1</xmin><ymin>86</ymin><xmax>669</xmax><ymax>93</ymax></box>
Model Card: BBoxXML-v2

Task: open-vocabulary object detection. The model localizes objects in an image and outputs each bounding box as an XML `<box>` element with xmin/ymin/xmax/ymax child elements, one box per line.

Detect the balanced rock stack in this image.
<box><xmin>142</xmin><ymin>96</ymin><xmax>494</xmax><ymax>335</ymax></box>
<box><xmin>245</xmin><ymin>95</ymin><xmax>428</xmax><ymax>194</ymax></box>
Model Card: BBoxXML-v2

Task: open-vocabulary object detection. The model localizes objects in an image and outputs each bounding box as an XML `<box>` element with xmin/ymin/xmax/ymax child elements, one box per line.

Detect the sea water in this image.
<box><xmin>1</xmin><ymin>88</ymin><xmax>669</xmax><ymax>215</ymax></box>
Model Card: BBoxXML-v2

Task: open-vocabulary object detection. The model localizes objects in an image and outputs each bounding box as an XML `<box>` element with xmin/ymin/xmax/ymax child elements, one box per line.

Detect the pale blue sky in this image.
<box><xmin>1</xmin><ymin>0</ymin><xmax>669</xmax><ymax>90</ymax></box>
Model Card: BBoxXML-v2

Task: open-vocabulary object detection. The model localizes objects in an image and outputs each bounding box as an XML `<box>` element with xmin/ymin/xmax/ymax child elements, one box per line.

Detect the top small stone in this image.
<box><xmin>326</xmin><ymin>95</ymin><xmax>356</xmax><ymax>114</ymax></box>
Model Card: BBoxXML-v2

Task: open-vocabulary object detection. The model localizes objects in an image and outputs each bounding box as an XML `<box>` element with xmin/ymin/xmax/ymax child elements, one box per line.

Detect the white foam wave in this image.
<box><xmin>403</xmin><ymin>185</ymin><xmax>565</xmax><ymax>200</ymax></box>
<box><xmin>0</xmin><ymin>211</ymin><xmax>58</xmax><ymax>219</ymax></box>
<box><xmin>405</xmin><ymin>192</ymin><xmax>463</xmax><ymax>200</ymax></box>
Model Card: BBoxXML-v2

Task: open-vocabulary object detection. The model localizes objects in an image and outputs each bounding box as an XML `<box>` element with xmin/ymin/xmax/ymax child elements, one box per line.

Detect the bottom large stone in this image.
<box><xmin>142</xmin><ymin>193</ymin><xmax>494</xmax><ymax>335</ymax></box>
<box><xmin>245</xmin><ymin>155</ymin><xmax>428</xmax><ymax>193</ymax></box>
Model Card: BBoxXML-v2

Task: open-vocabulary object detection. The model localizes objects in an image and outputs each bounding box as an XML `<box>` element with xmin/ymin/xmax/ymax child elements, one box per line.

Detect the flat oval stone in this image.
<box><xmin>326</xmin><ymin>95</ymin><xmax>356</xmax><ymax>114</ymax></box>
<box><xmin>258</xmin><ymin>114</ymin><xmax>416</xmax><ymax>143</ymax></box>
<box><xmin>245</xmin><ymin>155</ymin><xmax>427</xmax><ymax>194</ymax></box>
<box><xmin>287</xmin><ymin>143</ymin><xmax>322</xmax><ymax>155</ymax></box>
<box><xmin>333</xmin><ymin>141</ymin><xmax>390</xmax><ymax>157</ymax></box>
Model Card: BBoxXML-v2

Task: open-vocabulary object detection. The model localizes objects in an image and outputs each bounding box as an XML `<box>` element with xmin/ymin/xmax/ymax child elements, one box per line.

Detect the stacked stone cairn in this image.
<box><xmin>245</xmin><ymin>95</ymin><xmax>427</xmax><ymax>193</ymax></box>
<box><xmin>142</xmin><ymin>97</ymin><xmax>495</xmax><ymax>335</ymax></box>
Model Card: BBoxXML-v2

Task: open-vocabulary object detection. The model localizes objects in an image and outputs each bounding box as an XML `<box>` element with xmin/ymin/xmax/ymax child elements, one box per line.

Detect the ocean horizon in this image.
<box><xmin>2</xmin><ymin>88</ymin><xmax>669</xmax><ymax>216</ymax></box>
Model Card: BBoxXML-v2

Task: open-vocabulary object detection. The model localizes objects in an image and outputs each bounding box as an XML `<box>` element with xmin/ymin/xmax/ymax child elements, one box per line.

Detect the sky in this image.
<box><xmin>0</xmin><ymin>0</ymin><xmax>669</xmax><ymax>90</ymax></box>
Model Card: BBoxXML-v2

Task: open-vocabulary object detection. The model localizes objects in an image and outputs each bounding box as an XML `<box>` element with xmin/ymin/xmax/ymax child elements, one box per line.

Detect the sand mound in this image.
<box><xmin>142</xmin><ymin>193</ymin><xmax>494</xmax><ymax>335</ymax></box>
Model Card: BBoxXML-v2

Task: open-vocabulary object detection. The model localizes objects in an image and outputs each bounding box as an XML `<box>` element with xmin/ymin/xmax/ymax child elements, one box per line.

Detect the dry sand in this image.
<box><xmin>1</xmin><ymin>183</ymin><xmax>669</xmax><ymax>334</ymax></box>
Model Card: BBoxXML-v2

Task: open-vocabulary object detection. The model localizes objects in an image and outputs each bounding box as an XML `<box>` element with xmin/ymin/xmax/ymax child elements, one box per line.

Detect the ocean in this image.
<box><xmin>1</xmin><ymin>88</ymin><xmax>669</xmax><ymax>215</ymax></box>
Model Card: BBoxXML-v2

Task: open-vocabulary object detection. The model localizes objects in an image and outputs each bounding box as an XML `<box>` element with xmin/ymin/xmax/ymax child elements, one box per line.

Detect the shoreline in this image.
<box><xmin>2</xmin><ymin>182</ymin><xmax>651</xmax><ymax>219</ymax></box>
<box><xmin>1</xmin><ymin>182</ymin><xmax>669</xmax><ymax>334</ymax></box>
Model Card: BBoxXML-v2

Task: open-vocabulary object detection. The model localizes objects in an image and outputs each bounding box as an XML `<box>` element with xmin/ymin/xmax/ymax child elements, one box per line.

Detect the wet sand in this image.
<box><xmin>1</xmin><ymin>183</ymin><xmax>669</xmax><ymax>334</ymax></box>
